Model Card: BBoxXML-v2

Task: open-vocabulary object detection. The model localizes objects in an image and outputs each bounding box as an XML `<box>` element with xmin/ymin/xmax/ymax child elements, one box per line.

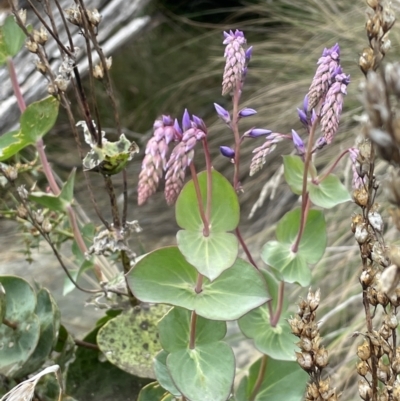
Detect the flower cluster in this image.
<box><xmin>221</xmin><ymin>30</ymin><xmax>248</xmax><ymax>95</ymax></box>
<box><xmin>137</xmin><ymin>111</ymin><xmax>207</xmax><ymax>206</ymax></box>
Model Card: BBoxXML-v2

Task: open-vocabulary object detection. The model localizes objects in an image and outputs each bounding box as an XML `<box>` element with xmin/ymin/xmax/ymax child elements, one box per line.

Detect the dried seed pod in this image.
<box><xmin>314</xmin><ymin>347</ymin><xmax>329</xmax><ymax>369</ymax></box>
<box><xmin>296</xmin><ymin>351</ymin><xmax>313</xmax><ymax>371</ymax></box>
<box><xmin>357</xmin><ymin>360</ymin><xmax>370</xmax><ymax>377</ymax></box>
<box><xmin>357</xmin><ymin>340</ymin><xmax>371</xmax><ymax>361</ymax></box>
<box><xmin>358</xmin><ymin>378</ymin><xmax>373</xmax><ymax>401</ymax></box>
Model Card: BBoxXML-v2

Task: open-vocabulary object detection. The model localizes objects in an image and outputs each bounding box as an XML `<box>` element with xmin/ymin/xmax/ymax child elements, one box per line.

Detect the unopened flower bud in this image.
<box><xmin>214</xmin><ymin>103</ymin><xmax>231</xmax><ymax>124</ymax></box>
<box><xmin>220</xmin><ymin>146</ymin><xmax>235</xmax><ymax>159</ymax></box>
<box><xmin>238</xmin><ymin>108</ymin><xmax>257</xmax><ymax>118</ymax></box>
<box><xmin>244</xmin><ymin>128</ymin><xmax>272</xmax><ymax>138</ymax></box>
<box><xmin>292</xmin><ymin>129</ymin><xmax>305</xmax><ymax>155</ymax></box>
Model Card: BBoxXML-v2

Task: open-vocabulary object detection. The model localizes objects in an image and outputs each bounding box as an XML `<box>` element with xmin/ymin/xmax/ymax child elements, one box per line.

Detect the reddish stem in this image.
<box><xmin>316</xmin><ymin>148</ymin><xmax>350</xmax><ymax>184</ymax></box>
<box><xmin>189</xmin><ymin>163</ymin><xmax>209</xmax><ymax>236</ymax></box>
<box><xmin>235</xmin><ymin>227</ymin><xmax>258</xmax><ymax>268</ymax></box>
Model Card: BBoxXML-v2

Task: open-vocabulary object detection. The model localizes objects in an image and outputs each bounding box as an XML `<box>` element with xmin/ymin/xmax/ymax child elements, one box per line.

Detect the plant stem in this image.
<box><xmin>270</xmin><ymin>281</ymin><xmax>285</xmax><ymax>327</ymax></box>
<box><xmin>2</xmin><ymin>318</ymin><xmax>18</xmax><ymax>330</ymax></box>
<box><xmin>249</xmin><ymin>355</ymin><xmax>268</xmax><ymax>401</ymax></box>
<box><xmin>202</xmin><ymin>138</ymin><xmax>213</xmax><ymax>226</ymax></box>
<box><xmin>316</xmin><ymin>148</ymin><xmax>350</xmax><ymax>184</ymax></box>
<box><xmin>7</xmin><ymin>57</ymin><xmax>106</xmax><ymax>283</ymax></box>
<box><xmin>235</xmin><ymin>227</ymin><xmax>258</xmax><ymax>268</ymax></box>
<box><xmin>189</xmin><ymin>310</ymin><xmax>198</xmax><ymax>350</ymax></box>
<box><xmin>189</xmin><ymin>163</ymin><xmax>209</xmax><ymax>236</ymax></box>
<box><xmin>74</xmin><ymin>338</ymin><xmax>99</xmax><ymax>350</ymax></box>
<box><xmin>232</xmin><ymin>80</ymin><xmax>242</xmax><ymax>192</ymax></box>
<box><xmin>291</xmin><ymin>118</ymin><xmax>318</xmax><ymax>252</ymax></box>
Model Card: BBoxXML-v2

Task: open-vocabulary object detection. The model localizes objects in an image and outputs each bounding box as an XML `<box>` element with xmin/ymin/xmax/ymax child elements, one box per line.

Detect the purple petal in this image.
<box><xmin>192</xmin><ymin>114</ymin><xmax>207</xmax><ymax>132</ymax></box>
<box><xmin>245</xmin><ymin>46</ymin><xmax>253</xmax><ymax>63</ymax></box>
<box><xmin>239</xmin><ymin>107</ymin><xmax>257</xmax><ymax>118</ymax></box>
<box><xmin>214</xmin><ymin>103</ymin><xmax>231</xmax><ymax>124</ymax></box>
<box><xmin>244</xmin><ymin>128</ymin><xmax>272</xmax><ymax>138</ymax></box>
<box><xmin>162</xmin><ymin>115</ymin><xmax>173</xmax><ymax>126</ymax></box>
<box><xmin>182</xmin><ymin>109</ymin><xmax>191</xmax><ymax>132</ymax></box>
<box><xmin>302</xmin><ymin>95</ymin><xmax>309</xmax><ymax>113</ymax></box>
<box><xmin>297</xmin><ymin>108</ymin><xmax>308</xmax><ymax>126</ymax></box>
<box><xmin>292</xmin><ymin>129</ymin><xmax>305</xmax><ymax>154</ymax></box>
<box><xmin>220</xmin><ymin>146</ymin><xmax>235</xmax><ymax>158</ymax></box>
<box><xmin>174</xmin><ymin>118</ymin><xmax>182</xmax><ymax>137</ymax></box>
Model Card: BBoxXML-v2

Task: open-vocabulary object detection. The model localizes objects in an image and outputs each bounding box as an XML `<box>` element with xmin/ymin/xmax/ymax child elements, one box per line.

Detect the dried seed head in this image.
<box><xmin>307</xmin><ymin>288</ymin><xmax>320</xmax><ymax>312</ymax></box>
<box><xmin>65</xmin><ymin>7</ymin><xmax>82</xmax><ymax>26</ymax></box>
<box><xmin>35</xmin><ymin>60</ymin><xmax>47</xmax><ymax>75</ymax></box>
<box><xmin>16</xmin><ymin>205</ymin><xmax>28</xmax><ymax>219</ymax></box>
<box><xmin>25</xmin><ymin>38</ymin><xmax>38</xmax><ymax>53</ymax></box>
<box><xmin>87</xmin><ymin>9</ymin><xmax>102</xmax><ymax>27</ymax></box>
<box><xmin>32</xmin><ymin>26</ymin><xmax>48</xmax><ymax>45</ymax></box>
<box><xmin>298</xmin><ymin>337</ymin><xmax>313</xmax><ymax>352</ymax></box>
<box><xmin>17</xmin><ymin>185</ymin><xmax>28</xmax><ymax>199</ymax></box>
<box><xmin>18</xmin><ymin>9</ymin><xmax>27</xmax><ymax>25</ymax></box>
<box><xmin>33</xmin><ymin>210</ymin><xmax>44</xmax><ymax>225</ymax></box>
<box><xmin>359</xmin><ymin>47</ymin><xmax>376</xmax><ymax>74</ymax></box>
<box><xmin>42</xmin><ymin>218</ymin><xmax>52</xmax><ymax>233</ymax></box>
<box><xmin>288</xmin><ymin>316</ymin><xmax>304</xmax><ymax>336</ymax></box>
<box><xmin>355</xmin><ymin>223</ymin><xmax>369</xmax><ymax>245</ymax></box>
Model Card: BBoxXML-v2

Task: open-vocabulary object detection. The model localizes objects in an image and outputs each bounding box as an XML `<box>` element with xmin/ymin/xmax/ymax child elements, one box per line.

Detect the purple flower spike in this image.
<box><xmin>138</xmin><ymin>115</ymin><xmax>181</xmax><ymax>206</ymax></box>
<box><xmin>220</xmin><ymin>146</ymin><xmax>235</xmax><ymax>159</ymax></box>
<box><xmin>307</xmin><ymin>44</ymin><xmax>341</xmax><ymax>111</ymax></box>
<box><xmin>292</xmin><ymin>129</ymin><xmax>305</xmax><ymax>155</ymax></box>
<box><xmin>214</xmin><ymin>103</ymin><xmax>231</xmax><ymax>124</ymax></box>
<box><xmin>244</xmin><ymin>128</ymin><xmax>272</xmax><ymax>138</ymax></box>
<box><xmin>320</xmin><ymin>72</ymin><xmax>350</xmax><ymax>144</ymax></box>
<box><xmin>239</xmin><ymin>108</ymin><xmax>257</xmax><ymax>118</ymax></box>
<box><xmin>222</xmin><ymin>30</ymin><xmax>247</xmax><ymax>95</ymax></box>
<box><xmin>182</xmin><ymin>109</ymin><xmax>191</xmax><ymax>132</ymax></box>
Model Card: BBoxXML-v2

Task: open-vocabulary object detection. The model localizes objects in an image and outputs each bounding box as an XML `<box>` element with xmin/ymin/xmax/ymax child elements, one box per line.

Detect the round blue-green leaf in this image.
<box><xmin>283</xmin><ymin>155</ymin><xmax>317</xmax><ymax>195</ymax></box>
<box><xmin>154</xmin><ymin>350</ymin><xmax>181</xmax><ymax>397</ymax></box>
<box><xmin>127</xmin><ymin>247</ymin><xmax>269</xmax><ymax>321</ymax></box>
<box><xmin>0</xmin><ymin>276</ymin><xmax>40</xmax><ymax>377</ymax></box>
<box><xmin>97</xmin><ymin>304</ymin><xmax>170</xmax><ymax>378</ymax></box>
<box><xmin>14</xmin><ymin>288</ymin><xmax>61</xmax><ymax>377</ymax></box>
<box><xmin>236</xmin><ymin>357</ymin><xmax>308</xmax><ymax>401</ymax></box>
<box><xmin>309</xmin><ymin>174</ymin><xmax>351</xmax><ymax>209</ymax></box>
<box><xmin>238</xmin><ymin>306</ymin><xmax>296</xmax><ymax>361</ymax></box>
<box><xmin>158</xmin><ymin>307</ymin><xmax>226</xmax><ymax>352</ymax></box>
<box><xmin>177</xmin><ymin>230</ymin><xmax>238</xmax><ymax>281</ymax></box>
<box><xmin>167</xmin><ymin>342</ymin><xmax>235</xmax><ymax>401</ymax></box>
<box><xmin>276</xmin><ymin>208</ymin><xmax>326</xmax><ymax>264</ymax></box>
<box><xmin>137</xmin><ymin>382</ymin><xmax>170</xmax><ymax>401</ymax></box>
<box><xmin>261</xmin><ymin>241</ymin><xmax>311</xmax><ymax>286</ymax></box>
<box><xmin>176</xmin><ymin>170</ymin><xmax>239</xmax><ymax>232</ymax></box>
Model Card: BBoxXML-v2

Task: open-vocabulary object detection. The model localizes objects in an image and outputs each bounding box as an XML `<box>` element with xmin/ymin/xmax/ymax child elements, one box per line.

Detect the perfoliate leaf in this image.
<box><xmin>127</xmin><ymin>247</ymin><xmax>269</xmax><ymax>321</ymax></box>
